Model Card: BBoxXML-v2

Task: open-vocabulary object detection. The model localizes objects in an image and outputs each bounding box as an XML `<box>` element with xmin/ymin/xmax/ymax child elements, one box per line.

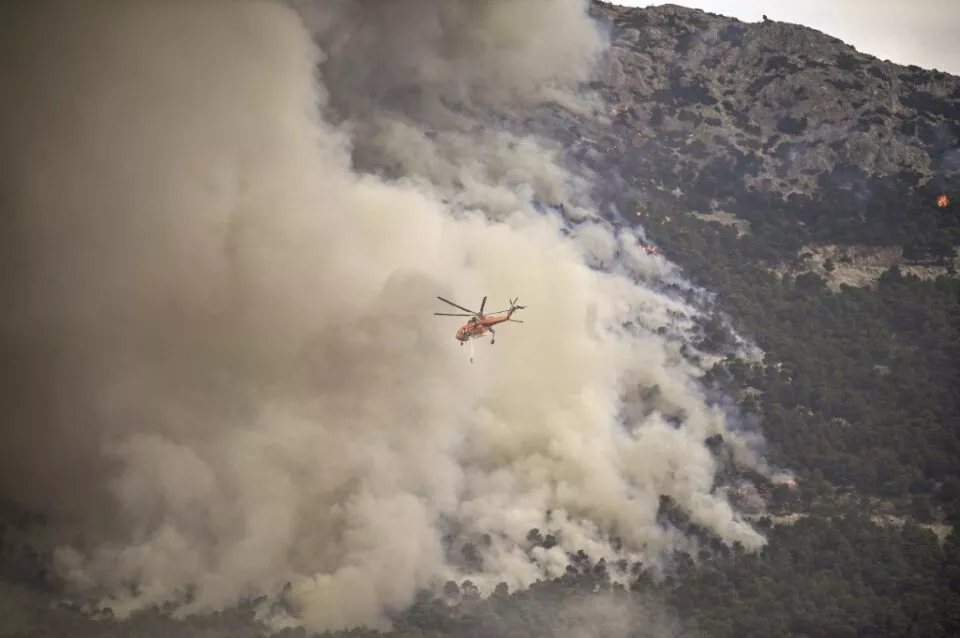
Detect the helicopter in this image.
<box><xmin>434</xmin><ymin>295</ymin><xmax>526</xmax><ymax>347</ymax></box>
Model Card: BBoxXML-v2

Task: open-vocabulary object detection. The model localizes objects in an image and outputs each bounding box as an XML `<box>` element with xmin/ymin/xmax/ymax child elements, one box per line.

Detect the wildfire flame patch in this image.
<box><xmin>937</xmin><ymin>194</ymin><xmax>949</xmax><ymax>208</ymax></box>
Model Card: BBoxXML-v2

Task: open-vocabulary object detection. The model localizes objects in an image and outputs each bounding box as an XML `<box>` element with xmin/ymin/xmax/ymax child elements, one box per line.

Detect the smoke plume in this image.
<box><xmin>0</xmin><ymin>0</ymin><xmax>770</xmax><ymax>632</ymax></box>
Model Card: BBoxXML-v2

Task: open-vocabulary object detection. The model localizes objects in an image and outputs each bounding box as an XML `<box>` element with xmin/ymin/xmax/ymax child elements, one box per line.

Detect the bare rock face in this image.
<box><xmin>513</xmin><ymin>1</ymin><xmax>960</xmax><ymax>272</ymax></box>
<box><xmin>581</xmin><ymin>2</ymin><xmax>959</xmax><ymax>203</ymax></box>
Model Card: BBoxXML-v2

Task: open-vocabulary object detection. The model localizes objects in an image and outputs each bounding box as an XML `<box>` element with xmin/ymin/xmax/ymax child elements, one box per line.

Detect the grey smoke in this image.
<box><xmin>0</xmin><ymin>0</ymin><xmax>771</xmax><ymax>632</ymax></box>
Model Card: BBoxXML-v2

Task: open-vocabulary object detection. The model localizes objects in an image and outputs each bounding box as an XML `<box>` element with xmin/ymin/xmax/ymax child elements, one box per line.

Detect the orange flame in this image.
<box><xmin>937</xmin><ymin>194</ymin><xmax>949</xmax><ymax>208</ymax></box>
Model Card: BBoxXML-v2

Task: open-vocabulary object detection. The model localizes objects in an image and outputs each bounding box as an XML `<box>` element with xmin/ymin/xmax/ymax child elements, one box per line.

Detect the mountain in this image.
<box><xmin>551</xmin><ymin>2</ymin><xmax>959</xmax><ymax>523</ymax></box>
<box><xmin>2</xmin><ymin>2</ymin><xmax>959</xmax><ymax>638</ymax></box>
<box><xmin>429</xmin><ymin>6</ymin><xmax>960</xmax><ymax>636</ymax></box>
<box><xmin>553</xmin><ymin>3</ymin><xmax>960</xmax><ymax>278</ymax></box>
<box><xmin>593</xmin><ymin>2</ymin><xmax>959</xmax><ymax>187</ymax></box>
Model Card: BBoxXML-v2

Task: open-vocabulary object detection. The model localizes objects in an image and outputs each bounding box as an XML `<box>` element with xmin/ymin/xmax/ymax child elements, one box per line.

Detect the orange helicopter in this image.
<box><xmin>434</xmin><ymin>295</ymin><xmax>526</xmax><ymax>347</ymax></box>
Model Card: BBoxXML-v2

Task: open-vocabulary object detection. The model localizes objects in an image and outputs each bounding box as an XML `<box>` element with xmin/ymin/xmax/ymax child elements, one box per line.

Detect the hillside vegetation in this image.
<box><xmin>2</xmin><ymin>3</ymin><xmax>959</xmax><ymax>638</ymax></box>
<box><xmin>394</xmin><ymin>3</ymin><xmax>960</xmax><ymax>637</ymax></box>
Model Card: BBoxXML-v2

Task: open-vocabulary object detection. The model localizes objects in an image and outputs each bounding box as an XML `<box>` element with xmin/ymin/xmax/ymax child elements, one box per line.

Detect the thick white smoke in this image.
<box><xmin>0</xmin><ymin>0</ymin><xmax>770</xmax><ymax>632</ymax></box>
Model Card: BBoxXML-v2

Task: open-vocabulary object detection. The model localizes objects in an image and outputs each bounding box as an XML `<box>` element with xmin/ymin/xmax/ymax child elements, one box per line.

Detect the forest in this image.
<box><xmin>10</xmin><ymin>169</ymin><xmax>957</xmax><ymax>638</ymax></box>
<box><xmin>7</xmin><ymin>91</ymin><xmax>960</xmax><ymax>638</ymax></box>
<box><xmin>650</xmin><ymin>194</ymin><xmax>960</xmax><ymax>521</ymax></box>
<box><xmin>342</xmin><ymin>184</ymin><xmax>960</xmax><ymax>638</ymax></box>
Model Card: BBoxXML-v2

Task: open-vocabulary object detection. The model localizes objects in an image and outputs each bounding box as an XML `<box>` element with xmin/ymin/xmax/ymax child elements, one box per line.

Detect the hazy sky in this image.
<box><xmin>622</xmin><ymin>1</ymin><xmax>960</xmax><ymax>76</ymax></box>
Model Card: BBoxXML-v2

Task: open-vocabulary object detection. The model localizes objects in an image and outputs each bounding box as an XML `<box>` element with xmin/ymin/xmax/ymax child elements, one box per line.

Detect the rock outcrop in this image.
<box><xmin>510</xmin><ymin>2</ymin><xmax>960</xmax><ymax>276</ymax></box>
<box><xmin>584</xmin><ymin>2</ymin><xmax>959</xmax><ymax>199</ymax></box>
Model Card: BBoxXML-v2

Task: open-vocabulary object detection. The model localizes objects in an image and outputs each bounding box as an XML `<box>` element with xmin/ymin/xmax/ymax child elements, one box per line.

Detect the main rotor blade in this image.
<box><xmin>437</xmin><ymin>296</ymin><xmax>477</xmax><ymax>315</ymax></box>
<box><xmin>434</xmin><ymin>312</ymin><xmax>474</xmax><ymax>317</ymax></box>
<box><xmin>488</xmin><ymin>298</ymin><xmax>524</xmax><ymax>316</ymax></box>
<box><xmin>509</xmin><ymin>319</ymin><xmax>524</xmax><ymax>323</ymax></box>
<box><xmin>479</xmin><ymin>296</ymin><xmax>487</xmax><ymax>316</ymax></box>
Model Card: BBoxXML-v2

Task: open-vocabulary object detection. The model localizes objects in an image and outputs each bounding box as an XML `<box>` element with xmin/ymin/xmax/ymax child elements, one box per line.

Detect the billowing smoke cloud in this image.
<box><xmin>0</xmin><ymin>0</ymin><xmax>771</xmax><ymax>633</ymax></box>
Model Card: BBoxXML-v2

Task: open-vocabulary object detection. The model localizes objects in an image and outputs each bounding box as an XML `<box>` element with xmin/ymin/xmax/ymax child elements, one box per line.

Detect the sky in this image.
<box><xmin>624</xmin><ymin>1</ymin><xmax>960</xmax><ymax>76</ymax></box>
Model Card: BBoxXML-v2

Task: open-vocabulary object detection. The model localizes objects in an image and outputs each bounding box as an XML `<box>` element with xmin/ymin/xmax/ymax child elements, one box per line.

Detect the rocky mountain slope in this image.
<box><xmin>592</xmin><ymin>2</ymin><xmax>959</xmax><ymax>184</ymax></box>
<box><xmin>539</xmin><ymin>2</ymin><xmax>960</xmax><ymax>285</ymax></box>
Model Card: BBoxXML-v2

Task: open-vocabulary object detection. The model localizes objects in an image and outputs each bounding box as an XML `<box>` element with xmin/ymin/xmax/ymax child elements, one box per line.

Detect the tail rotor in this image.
<box><xmin>507</xmin><ymin>297</ymin><xmax>526</xmax><ymax>322</ymax></box>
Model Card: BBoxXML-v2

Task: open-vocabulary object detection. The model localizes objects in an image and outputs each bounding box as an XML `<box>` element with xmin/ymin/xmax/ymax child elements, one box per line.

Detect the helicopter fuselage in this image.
<box><xmin>455</xmin><ymin>315</ymin><xmax>508</xmax><ymax>341</ymax></box>
<box><xmin>435</xmin><ymin>296</ymin><xmax>525</xmax><ymax>347</ymax></box>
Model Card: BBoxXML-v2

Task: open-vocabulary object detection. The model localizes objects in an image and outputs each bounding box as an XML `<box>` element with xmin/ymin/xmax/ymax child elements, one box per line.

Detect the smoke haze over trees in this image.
<box><xmin>0</xmin><ymin>1</ymin><xmax>957</xmax><ymax>637</ymax></box>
